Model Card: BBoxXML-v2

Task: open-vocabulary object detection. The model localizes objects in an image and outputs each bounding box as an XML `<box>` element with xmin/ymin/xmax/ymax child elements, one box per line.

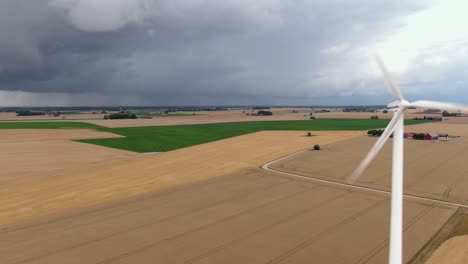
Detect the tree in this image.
<box><xmin>313</xmin><ymin>144</ymin><xmax>320</xmax><ymax>150</ymax></box>
<box><xmin>442</xmin><ymin>110</ymin><xmax>458</xmax><ymax>117</ymax></box>
<box><xmin>307</xmin><ymin>132</ymin><xmax>312</xmax><ymax>137</ymax></box>
<box><xmin>257</xmin><ymin>110</ymin><xmax>273</xmax><ymax>115</ymax></box>
<box><xmin>383</xmin><ymin>110</ymin><xmax>388</xmax><ymax>114</ymax></box>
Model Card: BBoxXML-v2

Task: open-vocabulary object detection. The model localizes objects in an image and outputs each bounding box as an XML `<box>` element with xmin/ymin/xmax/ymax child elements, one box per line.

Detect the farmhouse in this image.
<box><xmin>438</xmin><ymin>133</ymin><xmax>448</xmax><ymax>139</ymax></box>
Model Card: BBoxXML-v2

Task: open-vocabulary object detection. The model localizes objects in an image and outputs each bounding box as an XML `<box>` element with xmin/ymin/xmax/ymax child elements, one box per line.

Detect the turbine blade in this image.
<box><xmin>374</xmin><ymin>54</ymin><xmax>404</xmax><ymax>101</ymax></box>
<box><xmin>348</xmin><ymin>109</ymin><xmax>404</xmax><ymax>184</ymax></box>
<box><xmin>410</xmin><ymin>100</ymin><xmax>468</xmax><ymax>113</ymax></box>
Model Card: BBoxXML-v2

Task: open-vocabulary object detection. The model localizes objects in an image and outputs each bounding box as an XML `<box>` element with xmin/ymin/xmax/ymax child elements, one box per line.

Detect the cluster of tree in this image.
<box><xmin>412</xmin><ymin>133</ymin><xmax>426</xmax><ymax>140</ymax></box>
<box><xmin>413</xmin><ymin>116</ymin><xmax>441</xmax><ymax>121</ymax></box>
<box><xmin>423</xmin><ymin>109</ymin><xmax>440</xmax><ymax>113</ymax></box>
<box><xmin>47</xmin><ymin>112</ymin><xmax>61</xmax><ymax>117</ymax></box>
<box><xmin>104</xmin><ymin>112</ymin><xmax>137</xmax><ymax>119</ymax></box>
<box><xmin>370</xmin><ymin>115</ymin><xmax>379</xmax><ymax>119</ymax></box>
<box><xmin>442</xmin><ymin>111</ymin><xmax>459</xmax><ymax>117</ymax></box>
<box><xmin>257</xmin><ymin>110</ymin><xmax>273</xmax><ymax>116</ymax></box>
<box><xmin>16</xmin><ymin>110</ymin><xmax>45</xmax><ymax>116</ymax></box>
<box><xmin>367</xmin><ymin>129</ymin><xmax>385</xmax><ymax>136</ymax></box>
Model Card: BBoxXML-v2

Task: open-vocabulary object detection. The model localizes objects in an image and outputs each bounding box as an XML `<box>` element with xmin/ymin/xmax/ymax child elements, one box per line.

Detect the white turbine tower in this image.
<box><xmin>349</xmin><ymin>55</ymin><xmax>468</xmax><ymax>264</ymax></box>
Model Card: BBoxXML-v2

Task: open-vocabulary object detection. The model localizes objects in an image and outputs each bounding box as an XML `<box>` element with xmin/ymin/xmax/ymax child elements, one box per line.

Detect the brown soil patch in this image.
<box><xmin>0</xmin><ymin>169</ymin><xmax>456</xmax><ymax>264</ymax></box>
<box><xmin>0</xmin><ymin>131</ymin><xmax>363</xmax><ymax>228</ymax></box>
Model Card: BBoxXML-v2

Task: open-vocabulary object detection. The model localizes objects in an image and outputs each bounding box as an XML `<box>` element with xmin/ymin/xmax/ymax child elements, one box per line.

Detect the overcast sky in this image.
<box><xmin>0</xmin><ymin>0</ymin><xmax>467</xmax><ymax>106</ymax></box>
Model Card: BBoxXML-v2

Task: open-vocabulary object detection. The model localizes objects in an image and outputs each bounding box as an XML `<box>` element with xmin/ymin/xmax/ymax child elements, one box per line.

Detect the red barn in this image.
<box><xmin>424</xmin><ymin>133</ymin><xmax>439</xmax><ymax>140</ymax></box>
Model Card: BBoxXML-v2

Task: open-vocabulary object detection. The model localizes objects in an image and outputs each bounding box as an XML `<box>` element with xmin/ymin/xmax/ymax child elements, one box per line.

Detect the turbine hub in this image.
<box><xmin>399</xmin><ymin>100</ymin><xmax>410</xmax><ymax>108</ymax></box>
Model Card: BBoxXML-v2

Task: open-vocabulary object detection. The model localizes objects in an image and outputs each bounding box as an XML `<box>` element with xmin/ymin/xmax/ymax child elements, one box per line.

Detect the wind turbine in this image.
<box><xmin>348</xmin><ymin>55</ymin><xmax>468</xmax><ymax>264</ymax></box>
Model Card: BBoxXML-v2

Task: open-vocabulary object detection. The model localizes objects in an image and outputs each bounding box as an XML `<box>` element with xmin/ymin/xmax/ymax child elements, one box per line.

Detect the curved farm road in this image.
<box><xmin>262</xmin><ymin>150</ymin><xmax>468</xmax><ymax>209</ymax></box>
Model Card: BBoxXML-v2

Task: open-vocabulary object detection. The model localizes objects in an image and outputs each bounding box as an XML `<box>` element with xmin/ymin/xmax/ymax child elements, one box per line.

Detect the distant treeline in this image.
<box><xmin>16</xmin><ymin>110</ymin><xmax>45</xmax><ymax>116</ymax></box>
<box><xmin>442</xmin><ymin>111</ymin><xmax>459</xmax><ymax>117</ymax></box>
<box><xmin>343</xmin><ymin>107</ymin><xmax>377</xmax><ymax>113</ymax></box>
<box><xmin>104</xmin><ymin>113</ymin><xmax>137</xmax><ymax>119</ymax></box>
<box><xmin>252</xmin><ymin>106</ymin><xmax>271</xmax><ymax>110</ymax></box>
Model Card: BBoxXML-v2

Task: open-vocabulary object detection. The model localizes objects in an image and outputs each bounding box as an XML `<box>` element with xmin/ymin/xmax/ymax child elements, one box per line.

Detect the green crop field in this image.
<box><xmin>77</xmin><ymin>119</ymin><xmax>428</xmax><ymax>153</ymax></box>
<box><xmin>0</xmin><ymin>119</ymin><xmax>429</xmax><ymax>152</ymax></box>
<box><xmin>0</xmin><ymin>122</ymin><xmax>100</xmax><ymax>129</ymax></box>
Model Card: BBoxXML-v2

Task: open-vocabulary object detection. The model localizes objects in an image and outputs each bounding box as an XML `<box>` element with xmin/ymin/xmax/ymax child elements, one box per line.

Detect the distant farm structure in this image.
<box><xmin>368</xmin><ymin>130</ymin><xmax>450</xmax><ymax>141</ymax></box>
<box><xmin>404</xmin><ymin>132</ymin><xmax>449</xmax><ymax>140</ymax></box>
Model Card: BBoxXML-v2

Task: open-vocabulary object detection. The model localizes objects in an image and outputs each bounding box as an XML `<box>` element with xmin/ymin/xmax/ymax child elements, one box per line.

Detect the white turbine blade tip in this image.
<box><xmin>373</xmin><ymin>54</ymin><xmax>404</xmax><ymax>101</ymax></box>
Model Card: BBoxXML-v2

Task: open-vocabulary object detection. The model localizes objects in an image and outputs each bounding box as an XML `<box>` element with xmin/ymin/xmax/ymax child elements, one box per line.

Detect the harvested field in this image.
<box><xmin>425</xmin><ymin>235</ymin><xmax>468</xmax><ymax>264</ymax></box>
<box><xmin>0</xmin><ymin>131</ymin><xmax>363</xmax><ymax>227</ymax></box>
<box><xmin>0</xmin><ymin>111</ymin><xmax>105</xmax><ymax>120</ymax></box>
<box><xmin>314</xmin><ymin>111</ymin><xmax>437</xmax><ymax>120</ymax></box>
<box><xmin>0</xmin><ymin>129</ymin><xmax>138</xmax><ymax>186</ymax></box>
<box><xmin>269</xmin><ymin>123</ymin><xmax>468</xmax><ymax>204</ymax></box>
<box><xmin>0</xmin><ymin>169</ymin><xmax>456</xmax><ymax>264</ymax></box>
<box><xmin>84</xmin><ymin>111</ymin><xmax>311</xmax><ymax>128</ymax></box>
<box><xmin>0</xmin><ymin>121</ymin><xmax>99</xmax><ymax>129</ymax></box>
<box><xmin>0</xmin><ymin>128</ymin><xmax>120</xmax><ymax>142</ymax></box>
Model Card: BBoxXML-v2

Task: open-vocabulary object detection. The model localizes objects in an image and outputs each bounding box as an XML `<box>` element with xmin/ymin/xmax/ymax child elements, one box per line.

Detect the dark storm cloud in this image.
<box><xmin>0</xmin><ymin>0</ymin><xmax>448</xmax><ymax>106</ymax></box>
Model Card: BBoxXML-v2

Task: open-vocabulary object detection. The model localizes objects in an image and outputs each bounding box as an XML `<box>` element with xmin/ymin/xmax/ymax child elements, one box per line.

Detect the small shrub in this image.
<box><xmin>307</xmin><ymin>132</ymin><xmax>312</xmax><ymax>137</ymax></box>
<box><xmin>313</xmin><ymin>144</ymin><xmax>320</xmax><ymax>150</ymax></box>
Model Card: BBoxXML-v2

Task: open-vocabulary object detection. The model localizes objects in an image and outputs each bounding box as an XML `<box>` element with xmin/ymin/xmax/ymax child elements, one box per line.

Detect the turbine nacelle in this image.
<box><xmin>387</xmin><ymin>100</ymin><xmax>410</xmax><ymax>109</ymax></box>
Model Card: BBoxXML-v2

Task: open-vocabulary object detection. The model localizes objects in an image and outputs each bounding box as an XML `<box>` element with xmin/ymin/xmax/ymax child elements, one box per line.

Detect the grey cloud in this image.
<box><xmin>1</xmin><ymin>0</ymin><xmax>457</xmax><ymax>106</ymax></box>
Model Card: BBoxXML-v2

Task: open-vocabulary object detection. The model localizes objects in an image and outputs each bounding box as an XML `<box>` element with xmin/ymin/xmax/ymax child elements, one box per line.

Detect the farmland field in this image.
<box><xmin>0</xmin><ymin>121</ymin><xmax>100</xmax><ymax>129</ymax></box>
<box><xmin>0</xmin><ymin>119</ymin><xmax>428</xmax><ymax>153</ymax></box>
<box><xmin>0</xmin><ymin>169</ymin><xmax>455</xmax><ymax>264</ymax></box>
<box><xmin>0</xmin><ymin>119</ymin><xmax>464</xmax><ymax>264</ymax></box>
<box><xmin>79</xmin><ymin>119</ymin><xmax>428</xmax><ymax>152</ymax></box>
<box><xmin>0</xmin><ymin>130</ymin><xmax>363</xmax><ymax>227</ymax></box>
<box><xmin>269</xmin><ymin>130</ymin><xmax>468</xmax><ymax>204</ymax></box>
